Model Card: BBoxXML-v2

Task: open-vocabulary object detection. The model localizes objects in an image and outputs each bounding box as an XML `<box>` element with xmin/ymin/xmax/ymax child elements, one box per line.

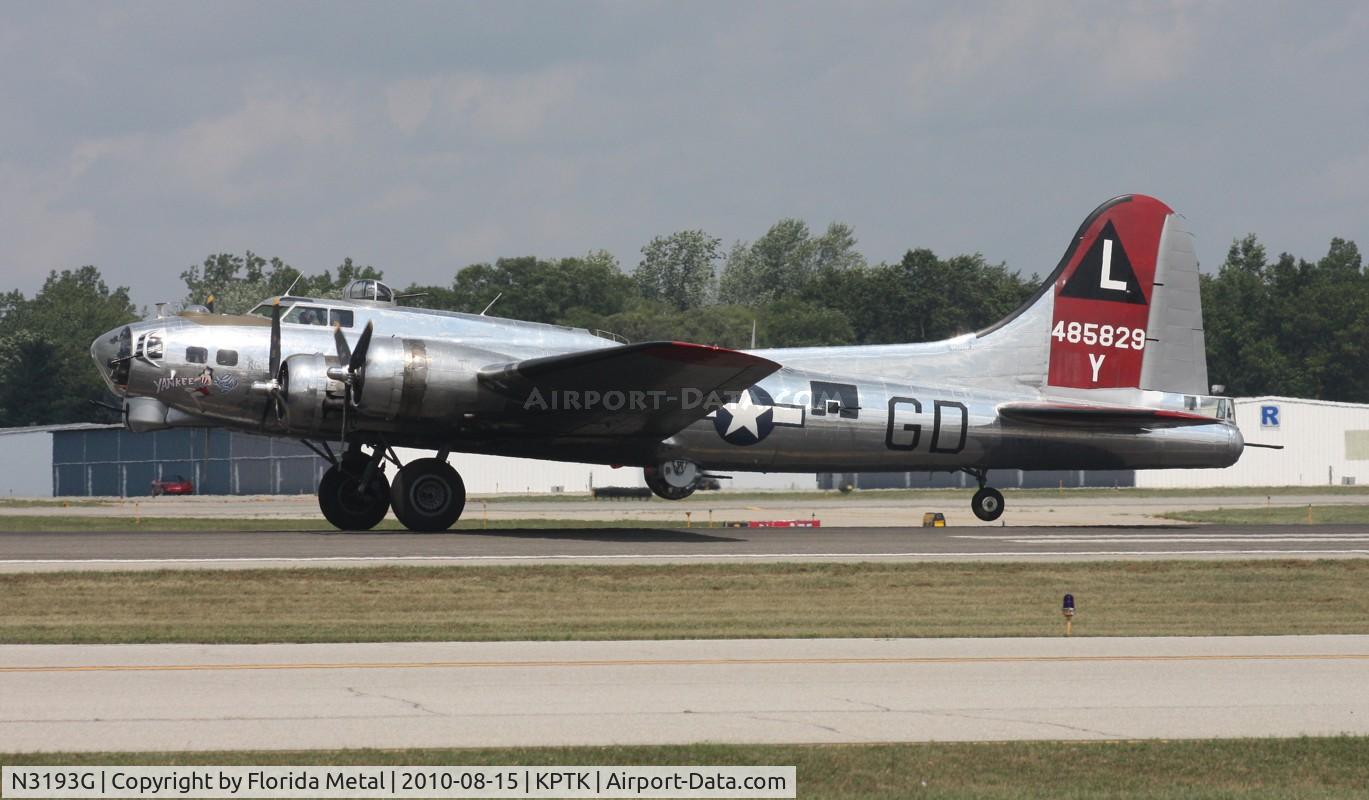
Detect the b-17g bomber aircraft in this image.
<box><xmin>92</xmin><ymin>195</ymin><xmax>1245</xmax><ymax>530</ymax></box>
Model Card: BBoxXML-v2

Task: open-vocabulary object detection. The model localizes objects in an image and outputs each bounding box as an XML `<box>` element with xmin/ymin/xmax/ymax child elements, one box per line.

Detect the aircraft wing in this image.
<box><xmin>997</xmin><ymin>402</ymin><xmax>1217</xmax><ymax>429</ymax></box>
<box><xmin>478</xmin><ymin>341</ymin><xmax>780</xmax><ymax>438</ymax></box>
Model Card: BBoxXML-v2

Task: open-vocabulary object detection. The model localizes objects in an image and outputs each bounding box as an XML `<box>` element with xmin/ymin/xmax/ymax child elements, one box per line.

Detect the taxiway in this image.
<box><xmin>2</xmin><ymin>524</ymin><xmax>1369</xmax><ymax>571</ymax></box>
<box><xmin>3</xmin><ymin>636</ymin><xmax>1366</xmax><ymax>752</ymax></box>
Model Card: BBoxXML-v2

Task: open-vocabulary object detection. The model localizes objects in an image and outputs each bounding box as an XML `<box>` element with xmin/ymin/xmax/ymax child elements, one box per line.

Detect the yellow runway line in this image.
<box><xmin>4</xmin><ymin>652</ymin><xmax>1369</xmax><ymax>674</ymax></box>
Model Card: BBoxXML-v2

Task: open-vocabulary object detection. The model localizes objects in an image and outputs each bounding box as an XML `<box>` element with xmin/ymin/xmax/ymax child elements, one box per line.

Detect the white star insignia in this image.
<box><xmin>724</xmin><ymin>390</ymin><xmax>768</xmax><ymax>437</ymax></box>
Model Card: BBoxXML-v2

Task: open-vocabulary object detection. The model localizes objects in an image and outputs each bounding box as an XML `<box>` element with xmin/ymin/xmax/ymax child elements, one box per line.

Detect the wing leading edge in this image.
<box><xmin>479</xmin><ymin>341</ymin><xmax>780</xmax><ymax>438</ymax></box>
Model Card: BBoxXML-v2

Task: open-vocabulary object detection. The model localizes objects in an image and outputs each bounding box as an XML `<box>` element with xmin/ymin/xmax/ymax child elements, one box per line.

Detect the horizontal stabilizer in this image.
<box><xmin>480</xmin><ymin>341</ymin><xmax>780</xmax><ymax>438</ymax></box>
<box><xmin>998</xmin><ymin>401</ymin><xmax>1217</xmax><ymax>429</ymax></box>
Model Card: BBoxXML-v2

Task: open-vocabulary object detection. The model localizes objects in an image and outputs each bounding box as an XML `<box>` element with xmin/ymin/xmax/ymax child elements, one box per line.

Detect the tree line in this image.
<box><xmin>1</xmin><ymin>220</ymin><xmax>1365</xmax><ymax>428</ymax></box>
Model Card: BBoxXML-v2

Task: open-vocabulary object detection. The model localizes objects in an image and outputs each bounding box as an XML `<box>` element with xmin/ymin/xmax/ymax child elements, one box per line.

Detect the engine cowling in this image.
<box><xmin>280</xmin><ymin>353</ymin><xmax>342</xmax><ymax>434</ymax></box>
<box><xmin>355</xmin><ymin>338</ymin><xmax>494</xmax><ymax>421</ymax></box>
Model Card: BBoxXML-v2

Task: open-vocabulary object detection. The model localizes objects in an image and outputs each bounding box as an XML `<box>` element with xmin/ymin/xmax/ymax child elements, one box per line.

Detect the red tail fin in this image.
<box><xmin>1046</xmin><ymin>194</ymin><xmax>1172</xmax><ymax>389</ymax></box>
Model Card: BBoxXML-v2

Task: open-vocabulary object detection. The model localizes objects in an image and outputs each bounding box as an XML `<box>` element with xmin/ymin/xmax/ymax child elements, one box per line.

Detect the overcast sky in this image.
<box><xmin>2</xmin><ymin>1</ymin><xmax>1366</xmax><ymax>306</ymax></box>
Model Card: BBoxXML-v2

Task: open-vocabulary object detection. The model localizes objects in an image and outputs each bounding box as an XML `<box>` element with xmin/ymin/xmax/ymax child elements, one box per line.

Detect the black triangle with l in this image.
<box><xmin>1059</xmin><ymin>220</ymin><xmax>1147</xmax><ymax>305</ymax></box>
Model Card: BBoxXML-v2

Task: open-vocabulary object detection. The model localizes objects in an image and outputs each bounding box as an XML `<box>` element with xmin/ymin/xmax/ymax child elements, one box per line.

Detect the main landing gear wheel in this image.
<box><xmin>971</xmin><ymin>486</ymin><xmax>1005</xmax><ymax>522</ymax></box>
<box><xmin>318</xmin><ymin>465</ymin><xmax>391</xmax><ymax>530</ymax></box>
<box><xmin>644</xmin><ymin>460</ymin><xmax>701</xmax><ymax>500</ymax></box>
<box><xmin>390</xmin><ymin>458</ymin><xmax>466</xmax><ymax>532</ymax></box>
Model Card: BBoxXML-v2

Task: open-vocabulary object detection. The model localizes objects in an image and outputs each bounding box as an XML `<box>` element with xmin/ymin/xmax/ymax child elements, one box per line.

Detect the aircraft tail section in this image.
<box><xmin>765</xmin><ymin>194</ymin><xmax>1210</xmax><ymax>398</ymax></box>
<box><xmin>979</xmin><ymin>194</ymin><xmax>1209</xmax><ymax>396</ymax></box>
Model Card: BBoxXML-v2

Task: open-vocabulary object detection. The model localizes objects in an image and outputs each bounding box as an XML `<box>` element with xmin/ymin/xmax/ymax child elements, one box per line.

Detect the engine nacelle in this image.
<box><xmin>280</xmin><ymin>353</ymin><xmax>342</xmax><ymax>434</ymax></box>
<box><xmin>355</xmin><ymin>338</ymin><xmax>492</xmax><ymax>421</ymax></box>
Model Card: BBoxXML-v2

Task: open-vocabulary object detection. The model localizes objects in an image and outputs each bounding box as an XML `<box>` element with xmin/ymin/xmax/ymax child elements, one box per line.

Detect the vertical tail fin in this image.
<box><xmin>1035</xmin><ymin>194</ymin><xmax>1208</xmax><ymax>395</ymax></box>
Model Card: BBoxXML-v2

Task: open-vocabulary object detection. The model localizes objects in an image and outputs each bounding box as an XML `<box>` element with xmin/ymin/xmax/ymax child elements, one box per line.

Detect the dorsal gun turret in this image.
<box><xmin>342</xmin><ymin>279</ymin><xmax>397</xmax><ymax>306</ymax></box>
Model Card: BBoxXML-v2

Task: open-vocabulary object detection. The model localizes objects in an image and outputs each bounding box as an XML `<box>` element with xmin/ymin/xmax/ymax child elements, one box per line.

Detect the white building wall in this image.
<box><xmin>0</xmin><ymin>430</ymin><xmax>54</xmax><ymax>497</ymax></box>
<box><xmin>394</xmin><ymin>448</ymin><xmax>644</xmax><ymax>495</ymax></box>
<box><xmin>1136</xmin><ymin>396</ymin><xmax>1369</xmax><ymax>488</ymax></box>
<box><xmin>724</xmin><ymin>472</ymin><xmax>820</xmax><ymax>491</ymax></box>
<box><xmin>390</xmin><ymin>449</ymin><xmax>819</xmax><ymax>494</ymax></box>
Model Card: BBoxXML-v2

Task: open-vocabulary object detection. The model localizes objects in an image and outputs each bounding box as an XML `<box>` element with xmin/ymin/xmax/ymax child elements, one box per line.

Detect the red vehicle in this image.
<box><xmin>150</xmin><ymin>475</ymin><xmax>194</xmax><ymax>497</ymax></box>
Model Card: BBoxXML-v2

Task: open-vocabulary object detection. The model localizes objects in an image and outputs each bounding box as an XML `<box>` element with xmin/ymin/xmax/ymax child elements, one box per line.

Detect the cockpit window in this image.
<box><xmin>284</xmin><ymin>305</ymin><xmax>327</xmax><ymax>325</ymax></box>
<box><xmin>330</xmin><ymin>309</ymin><xmax>354</xmax><ymax>328</ymax></box>
<box><xmin>248</xmin><ymin>304</ymin><xmax>274</xmax><ymax>318</ymax></box>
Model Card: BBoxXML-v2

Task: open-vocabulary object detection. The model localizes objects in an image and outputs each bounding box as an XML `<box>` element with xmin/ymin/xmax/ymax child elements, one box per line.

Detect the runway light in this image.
<box><xmin>1062</xmin><ymin>593</ymin><xmax>1076</xmax><ymax>637</ymax></box>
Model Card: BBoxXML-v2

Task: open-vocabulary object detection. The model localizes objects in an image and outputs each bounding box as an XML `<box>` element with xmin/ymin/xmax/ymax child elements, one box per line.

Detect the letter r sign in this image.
<box><xmin>1260</xmin><ymin>405</ymin><xmax>1280</xmax><ymax>428</ymax></box>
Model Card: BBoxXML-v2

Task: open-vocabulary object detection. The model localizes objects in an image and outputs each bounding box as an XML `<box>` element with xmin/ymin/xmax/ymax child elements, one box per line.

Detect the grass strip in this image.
<box><xmin>5</xmin><ymin>739</ymin><xmax>1368</xmax><ymax>799</ymax></box>
<box><xmin>0</xmin><ymin>516</ymin><xmax>680</xmax><ymax>532</ymax></box>
<box><xmin>4</xmin><ymin>560</ymin><xmax>1369</xmax><ymax>644</ymax></box>
<box><xmin>0</xmin><ymin>498</ymin><xmax>114</xmax><ymax>508</ymax></box>
<box><xmin>1165</xmin><ymin>505</ymin><xmax>1369</xmax><ymax>525</ymax></box>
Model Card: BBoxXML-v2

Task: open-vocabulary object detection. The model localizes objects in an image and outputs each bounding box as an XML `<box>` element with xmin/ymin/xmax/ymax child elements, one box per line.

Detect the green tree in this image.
<box><xmin>595</xmin><ymin>302</ymin><xmax>757</xmax><ymax>349</ymax></box>
<box><xmin>1202</xmin><ymin>235</ymin><xmax>1369</xmax><ymax>401</ymax></box>
<box><xmin>719</xmin><ymin>219</ymin><xmax>815</xmax><ymax>306</ymax></box>
<box><xmin>633</xmin><ymin>231</ymin><xmax>721</xmax><ymax>310</ymax></box>
<box><xmin>0</xmin><ymin>334</ymin><xmax>67</xmax><ymax>427</ymax></box>
<box><xmin>719</xmin><ymin>219</ymin><xmax>868</xmax><ymax>306</ymax></box>
<box><xmin>797</xmin><ymin>249</ymin><xmax>1035</xmax><ymax>345</ymax></box>
<box><xmin>813</xmin><ymin>222</ymin><xmax>867</xmax><ymax>273</ymax></box>
<box><xmin>180</xmin><ymin>253</ymin><xmax>384</xmax><ymax>314</ymax></box>
<box><xmin>0</xmin><ymin>266</ymin><xmax>138</xmax><ymax>426</ymax></box>
<box><xmin>405</xmin><ymin>252</ymin><xmax>635</xmax><ymax>325</ymax></box>
<box><xmin>755</xmin><ymin>298</ymin><xmax>855</xmax><ymax>347</ymax></box>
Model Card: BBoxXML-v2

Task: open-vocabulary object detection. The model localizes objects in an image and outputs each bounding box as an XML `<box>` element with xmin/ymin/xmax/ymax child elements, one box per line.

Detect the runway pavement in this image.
<box><xmin>2</xmin><ymin>524</ymin><xmax>1369</xmax><ymax>571</ymax></box>
<box><xmin>14</xmin><ymin>491</ymin><xmax>1369</xmax><ymax>528</ymax></box>
<box><xmin>3</xmin><ymin>636</ymin><xmax>1366</xmax><ymax>752</ymax></box>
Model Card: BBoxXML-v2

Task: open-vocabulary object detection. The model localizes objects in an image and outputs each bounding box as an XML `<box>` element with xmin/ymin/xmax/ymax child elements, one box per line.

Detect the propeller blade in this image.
<box><xmin>348</xmin><ymin>321</ymin><xmax>373</xmax><ymax>372</ymax></box>
<box><xmin>333</xmin><ymin>323</ymin><xmax>351</xmax><ymax>365</ymax></box>
<box><xmin>206</xmin><ymin>294</ymin><xmax>215</xmax><ymax>313</ymax></box>
<box><xmin>269</xmin><ymin>299</ymin><xmax>282</xmax><ymax>377</ymax></box>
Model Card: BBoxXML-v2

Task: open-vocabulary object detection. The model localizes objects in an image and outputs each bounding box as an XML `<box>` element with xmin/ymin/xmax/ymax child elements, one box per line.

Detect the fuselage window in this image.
<box><xmin>186</xmin><ymin>347</ymin><xmax>208</xmax><ymax>364</ymax></box>
<box><xmin>330</xmin><ymin>309</ymin><xmax>354</xmax><ymax>328</ymax></box>
<box><xmin>216</xmin><ymin>349</ymin><xmax>238</xmax><ymax>366</ymax></box>
<box><xmin>284</xmin><ymin>305</ymin><xmax>327</xmax><ymax>325</ymax></box>
<box><xmin>809</xmin><ymin>381</ymin><xmax>859</xmax><ymax>419</ymax></box>
<box><xmin>145</xmin><ymin>335</ymin><xmax>164</xmax><ymax>360</ymax></box>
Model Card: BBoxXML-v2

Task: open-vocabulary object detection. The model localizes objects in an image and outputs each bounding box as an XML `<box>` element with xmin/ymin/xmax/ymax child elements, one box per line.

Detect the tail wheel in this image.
<box><xmin>391</xmin><ymin>458</ymin><xmax>466</xmax><ymax>532</ymax></box>
<box><xmin>318</xmin><ymin>465</ymin><xmax>391</xmax><ymax>530</ymax></box>
<box><xmin>971</xmin><ymin>487</ymin><xmax>1005</xmax><ymax>522</ymax></box>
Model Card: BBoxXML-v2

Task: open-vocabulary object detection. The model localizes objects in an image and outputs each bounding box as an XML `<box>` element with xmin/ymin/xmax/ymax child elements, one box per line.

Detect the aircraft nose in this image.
<box><xmin>91</xmin><ymin>326</ymin><xmax>125</xmax><ymax>393</ymax></box>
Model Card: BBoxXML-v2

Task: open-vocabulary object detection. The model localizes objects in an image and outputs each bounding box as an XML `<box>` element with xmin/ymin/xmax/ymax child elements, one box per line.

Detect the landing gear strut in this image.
<box><xmin>318</xmin><ymin>445</ymin><xmax>390</xmax><ymax>531</ymax></box>
<box><xmin>964</xmin><ymin>468</ymin><xmax>1005</xmax><ymax>522</ymax></box>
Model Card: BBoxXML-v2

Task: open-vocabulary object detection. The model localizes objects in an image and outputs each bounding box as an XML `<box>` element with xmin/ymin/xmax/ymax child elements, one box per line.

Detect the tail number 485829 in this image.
<box><xmin>1051</xmin><ymin>321</ymin><xmax>1144</xmax><ymax>350</ymax></box>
